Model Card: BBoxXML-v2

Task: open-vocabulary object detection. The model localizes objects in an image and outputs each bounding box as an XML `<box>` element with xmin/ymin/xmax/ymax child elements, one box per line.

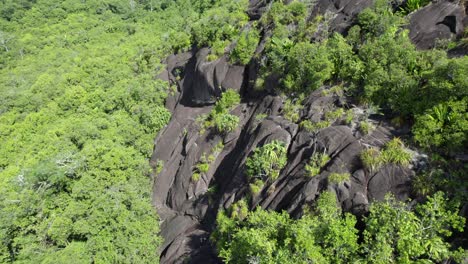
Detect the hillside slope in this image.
<box><xmin>152</xmin><ymin>0</ymin><xmax>467</xmax><ymax>263</ymax></box>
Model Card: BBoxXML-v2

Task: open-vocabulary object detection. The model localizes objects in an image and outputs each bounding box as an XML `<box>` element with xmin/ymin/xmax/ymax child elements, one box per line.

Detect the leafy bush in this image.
<box><xmin>207</xmin><ymin>39</ymin><xmax>230</xmax><ymax>61</ymax></box>
<box><xmin>412</xmin><ymin>170</ymin><xmax>438</xmax><ymax>196</ymax></box>
<box><xmin>246</xmin><ymin>140</ymin><xmax>288</xmax><ymax>180</ymax></box>
<box><xmin>283</xmin><ymin>41</ymin><xmax>333</xmax><ymax>93</ymax></box>
<box><xmin>327</xmin><ymin>33</ymin><xmax>363</xmax><ymax>82</ymax></box>
<box><xmin>213</xmin><ymin>191</ymin><xmax>465</xmax><ymax>264</ymax></box>
<box><xmin>414</xmin><ymin>100</ymin><xmax>468</xmax><ymax>150</ymax></box>
<box><xmin>229</xmin><ymin>199</ymin><xmax>249</xmax><ymax>221</ymax></box>
<box><xmin>363</xmin><ymin>192</ymin><xmax>465</xmax><ymax>263</ymax></box>
<box><xmin>192</xmin><ymin>0</ymin><xmax>249</xmax><ymax>53</ymax></box>
<box><xmin>230</xmin><ymin>27</ymin><xmax>260</xmax><ymax>65</ymax></box>
<box><xmin>410</xmin><ymin>155</ymin><xmax>467</xmax><ymax>202</ymax></box>
<box><xmin>412</xmin><ymin>57</ymin><xmax>468</xmax><ymax>152</ymax></box>
<box><xmin>260</xmin><ymin>1</ymin><xmax>307</xmax><ymax>34</ymax></box>
<box><xmin>212</xmin><ymin>191</ymin><xmax>357</xmax><ymax>264</ymax></box>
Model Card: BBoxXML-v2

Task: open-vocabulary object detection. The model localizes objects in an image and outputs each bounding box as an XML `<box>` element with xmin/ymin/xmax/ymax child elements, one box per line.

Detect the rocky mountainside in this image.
<box><xmin>151</xmin><ymin>0</ymin><xmax>467</xmax><ymax>263</ymax></box>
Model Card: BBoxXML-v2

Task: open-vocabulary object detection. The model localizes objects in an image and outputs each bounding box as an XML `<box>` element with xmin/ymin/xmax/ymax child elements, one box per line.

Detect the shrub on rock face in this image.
<box><xmin>300</xmin><ymin>120</ymin><xmax>331</xmax><ymax>133</ymax></box>
<box><xmin>282</xmin><ymin>97</ymin><xmax>303</xmax><ymax>123</ymax></box>
<box><xmin>328</xmin><ymin>172</ymin><xmax>351</xmax><ymax>184</ymax></box>
<box><xmin>327</xmin><ymin>33</ymin><xmax>363</xmax><ymax>82</ymax></box>
<box><xmin>246</xmin><ymin>140</ymin><xmax>288</xmax><ymax>180</ymax></box>
<box><xmin>212</xmin><ymin>191</ymin><xmax>359</xmax><ymax>264</ymax></box>
<box><xmin>412</xmin><ymin>57</ymin><xmax>468</xmax><ymax>153</ymax></box>
<box><xmin>305</xmin><ymin>152</ymin><xmax>330</xmax><ymax>177</ymax></box>
<box><xmin>215</xmin><ymin>89</ymin><xmax>241</xmax><ymax>111</ymax></box>
<box><xmin>199</xmin><ymin>89</ymin><xmax>241</xmax><ymax>133</ymax></box>
<box><xmin>325</xmin><ymin>107</ymin><xmax>345</xmax><ymax>123</ymax></box>
<box><xmin>214</xmin><ymin>112</ymin><xmax>240</xmax><ymax>133</ymax></box>
<box><xmin>359</xmin><ymin>121</ymin><xmax>374</xmax><ymax>135</ymax></box>
<box><xmin>360</xmin><ymin>138</ymin><xmax>412</xmax><ymax>172</ymax></box>
<box><xmin>360</xmin><ymin>147</ymin><xmax>382</xmax><ymax>172</ymax></box>
<box><xmin>381</xmin><ymin>138</ymin><xmax>412</xmax><ymax>166</ymax></box>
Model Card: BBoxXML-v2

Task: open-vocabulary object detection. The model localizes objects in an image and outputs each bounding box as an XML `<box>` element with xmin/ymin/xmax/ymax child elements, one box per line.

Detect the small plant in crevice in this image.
<box><xmin>322</xmin><ymin>85</ymin><xmax>345</xmax><ymax>97</ymax></box>
<box><xmin>207</xmin><ymin>184</ymin><xmax>218</xmax><ymax>196</ymax></box>
<box><xmin>305</xmin><ymin>151</ymin><xmax>330</xmax><ymax>177</ymax></box>
<box><xmin>192</xmin><ymin>154</ymin><xmax>211</xmax><ymax>182</ymax></box>
<box><xmin>212</xmin><ymin>141</ymin><xmax>225</xmax><ymax>155</ymax></box>
<box><xmin>192</xmin><ymin>141</ymin><xmax>225</xmax><ymax>182</ymax></box>
<box><xmin>229</xmin><ymin>199</ymin><xmax>249</xmax><ymax>221</ymax></box>
<box><xmin>360</xmin><ymin>147</ymin><xmax>383</xmax><ymax>173</ymax></box>
<box><xmin>249</xmin><ymin>179</ymin><xmax>265</xmax><ymax>196</ymax></box>
<box><xmin>325</xmin><ymin>107</ymin><xmax>345</xmax><ymax>123</ymax></box>
<box><xmin>255</xmin><ymin>113</ymin><xmax>267</xmax><ymax>122</ymax></box>
<box><xmin>282</xmin><ymin>96</ymin><xmax>304</xmax><ymax>123</ymax></box>
<box><xmin>300</xmin><ymin>120</ymin><xmax>331</xmax><ymax>133</ymax></box>
<box><xmin>246</xmin><ymin>140</ymin><xmax>288</xmax><ymax>181</ymax></box>
<box><xmin>154</xmin><ymin>159</ymin><xmax>164</xmax><ymax>175</ymax></box>
<box><xmin>381</xmin><ymin>137</ymin><xmax>412</xmax><ymax>166</ymax></box>
<box><xmin>359</xmin><ymin>138</ymin><xmax>412</xmax><ymax>174</ymax></box>
<box><xmin>206</xmin><ymin>184</ymin><xmax>219</xmax><ymax>204</ymax></box>
<box><xmin>328</xmin><ymin>172</ymin><xmax>351</xmax><ymax>184</ymax></box>
<box><xmin>359</xmin><ymin>120</ymin><xmax>374</xmax><ymax>135</ymax></box>
<box><xmin>198</xmin><ymin>89</ymin><xmax>241</xmax><ymax>134</ymax></box>
<box><xmin>345</xmin><ymin>109</ymin><xmax>354</xmax><ymax>125</ymax></box>
<box><xmin>253</xmin><ymin>113</ymin><xmax>268</xmax><ymax>127</ymax></box>
<box><xmin>399</xmin><ymin>0</ymin><xmax>430</xmax><ymax>14</ymax></box>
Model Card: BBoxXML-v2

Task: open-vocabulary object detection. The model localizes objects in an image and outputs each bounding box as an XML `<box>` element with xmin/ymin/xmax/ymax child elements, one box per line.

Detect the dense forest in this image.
<box><xmin>0</xmin><ymin>0</ymin><xmax>466</xmax><ymax>263</ymax></box>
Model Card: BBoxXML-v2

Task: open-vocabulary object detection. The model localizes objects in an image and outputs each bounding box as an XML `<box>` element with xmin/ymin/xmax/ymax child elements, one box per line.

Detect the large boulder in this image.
<box><xmin>409</xmin><ymin>1</ymin><xmax>466</xmax><ymax>49</ymax></box>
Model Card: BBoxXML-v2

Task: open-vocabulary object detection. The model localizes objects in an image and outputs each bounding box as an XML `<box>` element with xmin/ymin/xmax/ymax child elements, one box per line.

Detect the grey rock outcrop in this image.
<box><xmin>149</xmin><ymin>0</ymin><xmax>466</xmax><ymax>263</ymax></box>
<box><xmin>178</xmin><ymin>49</ymin><xmax>245</xmax><ymax>106</ymax></box>
<box><xmin>409</xmin><ymin>1</ymin><xmax>466</xmax><ymax>49</ymax></box>
<box><xmin>152</xmin><ymin>69</ymin><xmax>415</xmax><ymax>263</ymax></box>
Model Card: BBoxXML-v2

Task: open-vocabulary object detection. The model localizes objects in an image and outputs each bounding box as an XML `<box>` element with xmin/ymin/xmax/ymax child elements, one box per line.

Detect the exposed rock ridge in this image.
<box><xmin>151</xmin><ymin>0</ymin><xmax>466</xmax><ymax>263</ymax></box>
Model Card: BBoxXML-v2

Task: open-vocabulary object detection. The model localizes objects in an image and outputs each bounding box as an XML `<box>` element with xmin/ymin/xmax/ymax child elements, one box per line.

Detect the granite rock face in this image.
<box><xmin>151</xmin><ymin>76</ymin><xmax>414</xmax><ymax>263</ymax></box>
<box><xmin>409</xmin><ymin>1</ymin><xmax>466</xmax><ymax>49</ymax></box>
<box><xmin>151</xmin><ymin>0</ymin><xmax>465</xmax><ymax>263</ymax></box>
